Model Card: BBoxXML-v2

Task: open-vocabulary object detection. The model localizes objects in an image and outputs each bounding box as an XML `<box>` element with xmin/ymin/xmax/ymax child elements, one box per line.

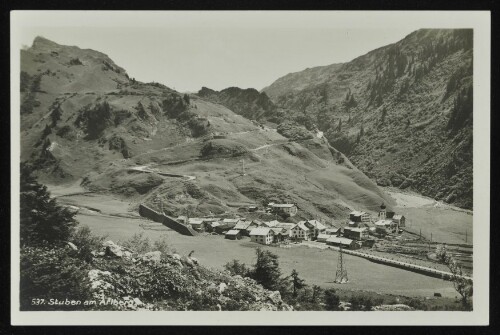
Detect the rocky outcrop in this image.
<box><xmin>86</xmin><ymin>240</ymin><xmax>292</xmax><ymax>311</ymax></box>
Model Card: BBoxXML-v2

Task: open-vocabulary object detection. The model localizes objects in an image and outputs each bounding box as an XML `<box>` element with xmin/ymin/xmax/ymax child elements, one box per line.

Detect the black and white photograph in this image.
<box><xmin>10</xmin><ymin>10</ymin><xmax>490</xmax><ymax>325</ymax></box>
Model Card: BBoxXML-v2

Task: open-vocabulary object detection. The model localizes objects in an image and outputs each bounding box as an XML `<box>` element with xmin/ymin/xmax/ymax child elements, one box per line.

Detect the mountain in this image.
<box><xmin>197</xmin><ymin>86</ymin><xmax>279</xmax><ymax>122</ymax></box>
<box><xmin>262</xmin><ymin>29</ymin><xmax>473</xmax><ymax>209</ymax></box>
<box><xmin>20</xmin><ymin>36</ymin><xmax>395</xmax><ymax>222</ymax></box>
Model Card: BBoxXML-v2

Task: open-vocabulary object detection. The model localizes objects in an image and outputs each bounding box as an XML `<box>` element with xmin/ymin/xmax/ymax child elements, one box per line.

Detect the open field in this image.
<box><xmin>386</xmin><ymin>187</ymin><xmax>473</xmax><ymax>245</ymax></box>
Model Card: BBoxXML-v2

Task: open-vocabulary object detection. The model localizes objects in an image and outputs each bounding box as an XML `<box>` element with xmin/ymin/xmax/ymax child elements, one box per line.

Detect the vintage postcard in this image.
<box><xmin>10</xmin><ymin>10</ymin><xmax>490</xmax><ymax>325</ymax></box>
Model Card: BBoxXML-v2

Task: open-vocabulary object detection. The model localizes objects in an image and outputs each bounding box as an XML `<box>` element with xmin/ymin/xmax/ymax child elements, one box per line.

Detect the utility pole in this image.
<box><xmin>419</xmin><ymin>228</ymin><xmax>422</xmax><ymax>240</ymax></box>
<box><xmin>334</xmin><ymin>245</ymin><xmax>349</xmax><ymax>284</ymax></box>
<box><xmin>465</xmin><ymin>229</ymin><xmax>468</xmax><ymax>243</ymax></box>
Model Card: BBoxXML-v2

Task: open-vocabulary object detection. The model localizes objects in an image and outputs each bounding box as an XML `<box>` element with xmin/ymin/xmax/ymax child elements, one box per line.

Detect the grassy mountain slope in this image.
<box><xmin>262</xmin><ymin>29</ymin><xmax>473</xmax><ymax>209</ymax></box>
<box><xmin>20</xmin><ymin>36</ymin><xmax>395</xmax><ymax>222</ymax></box>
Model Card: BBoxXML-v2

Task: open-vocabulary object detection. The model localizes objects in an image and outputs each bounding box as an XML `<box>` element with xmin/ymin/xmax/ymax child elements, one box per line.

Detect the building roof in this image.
<box><xmin>349</xmin><ymin>227</ymin><xmax>368</xmax><ymax>233</ymax></box>
<box><xmin>262</xmin><ymin>220</ymin><xmax>280</xmax><ymax>228</ymax></box>
<box><xmin>276</xmin><ymin>222</ymin><xmax>296</xmax><ymax>229</ymax></box>
<box><xmin>374</xmin><ymin>219</ymin><xmax>393</xmax><ymax>226</ymax></box>
<box><xmin>326</xmin><ymin>236</ymin><xmax>354</xmax><ymax>245</ymax></box>
<box><xmin>249</xmin><ymin>227</ymin><xmax>273</xmax><ymax>236</ymax></box>
<box><xmin>306</xmin><ymin>220</ymin><xmax>326</xmax><ymax>230</ymax></box>
<box><xmin>317</xmin><ymin>233</ymin><xmax>331</xmax><ymax>240</ymax></box>
<box><xmin>325</xmin><ymin>228</ymin><xmax>340</xmax><ymax>234</ymax></box>
<box><xmin>225</xmin><ymin>229</ymin><xmax>241</xmax><ymax>236</ymax></box>
<box><xmin>348</xmin><ymin>221</ymin><xmax>358</xmax><ymax>226</ymax></box>
<box><xmin>250</xmin><ymin>220</ymin><xmax>264</xmax><ymax>226</ymax></box>
<box><xmin>188</xmin><ymin>218</ymin><xmax>205</xmax><ymax>224</ymax></box>
<box><xmin>201</xmin><ymin>217</ymin><xmax>221</xmax><ymax>222</ymax></box>
<box><xmin>349</xmin><ymin>211</ymin><xmax>366</xmax><ymax>216</ymax></box>
<box><xmin>270</xmin><ymin>203</ymin><xmax>296</xmax><ymax>208</ymax></box>
<box><xmin>210</xmin><ymin>222</ymin><xmax>221</xmax><ymax>228</ymax></box>
<box><xmin>271</xmin><ymin>228</ymin><xmax>285</xmax><ymax>235</ymax></box>
<box><xmin>234</xmin><ymin>221</ymin><xmax>252</xmax><ymax>230</ymax></box>
<box><xmin>294</xmin><ymin>222</ymin><xmax>310</xmax><ymax>231</ymax></box>
<box><xmin>223</xmin><ymin>218</ymin><xmax>240</xmax><ymax>224</ymax></box>
<box><xmin>393</xmin><ymin>214</ymin><xmax>404</xmax><ymax>220</ymax></box>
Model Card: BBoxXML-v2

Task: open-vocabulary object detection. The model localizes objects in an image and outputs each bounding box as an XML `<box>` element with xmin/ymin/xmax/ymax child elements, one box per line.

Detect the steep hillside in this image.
<box><xmin>263</xmin><ymin>29</ymin><xmax>473</xmax><ymax>209</ymax></box>
<box><xmin>197</xmin><ymin>86</ymin><xmax>279</xmax><ymax>122</ymax></box>
<box><xmin>20</xmin><ymin>36</ymin><xmax>396</xmax><ymax>222</ymax></box>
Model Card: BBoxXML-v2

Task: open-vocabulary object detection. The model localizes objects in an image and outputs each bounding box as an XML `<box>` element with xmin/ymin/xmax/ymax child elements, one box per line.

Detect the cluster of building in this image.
<box><xmin>178</xmin><ymin>203</ymin><xmax>406</xmax><ymax>250</ymax></box>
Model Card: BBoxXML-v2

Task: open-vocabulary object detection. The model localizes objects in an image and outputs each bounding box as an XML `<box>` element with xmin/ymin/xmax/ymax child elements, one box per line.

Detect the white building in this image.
<box><xmin>268</xmin><ymin>203</ymin><xmax>298</xmax><ymax>217</ymax></box>
<box><xmin>303</xmin><ymin>220</ymin><xmax>327</xmax><ymax>238</ymax></box>
<box><xmin>291</xmin><ymin>222</ymin><xmax>311</xmax><ymax>241</ymax></box>
<box><xmin>249</xmin><ymin>227</ymin><xmax>275</xmax><ymax>245</ymax></box>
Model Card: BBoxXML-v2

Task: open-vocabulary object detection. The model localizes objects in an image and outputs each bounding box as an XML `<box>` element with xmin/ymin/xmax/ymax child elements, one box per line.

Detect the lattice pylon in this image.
<box><xmin>334</xmin><ymin>245</ymin><xmax>349</xmax><ymax>284</ymax></box>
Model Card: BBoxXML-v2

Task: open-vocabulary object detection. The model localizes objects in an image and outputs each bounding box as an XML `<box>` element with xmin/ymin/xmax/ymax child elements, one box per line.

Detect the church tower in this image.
<box><xmin>379</xmin><ymin>202</ymin><xmax>386</xmax><ymax>220</ymax></box>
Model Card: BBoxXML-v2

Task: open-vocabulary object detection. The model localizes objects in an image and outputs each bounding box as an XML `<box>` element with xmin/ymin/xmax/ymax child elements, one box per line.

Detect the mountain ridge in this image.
<box><xmin>20</xmin><ymin>36</ymin><xmax>396</xmax><ymax>222</ymax></box>
<box><xmin>262</xmin><ymin>29</ymin><xmax>473</xmax><ymax>209</ymax></box>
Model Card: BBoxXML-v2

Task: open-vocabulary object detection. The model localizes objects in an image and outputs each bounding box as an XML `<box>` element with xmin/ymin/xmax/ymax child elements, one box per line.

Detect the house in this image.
<box><xmin>343</xmin><ymin>227</ymin><xmax>369</xmax><ymax>241</ymax></box>
<box><xmin>326</xmin><ymin>236</ymin><xmax>356</xmax><ymax>249</ymax></box>
<box><xmin>262</xmin><ymin>220</ymin><xmax>280</xmax><ymax>228</ymax></box>
<box><xmin>268</xmin><ymin>203</ymin><xmax>298</xmax><ymax>217</ymax></box>
<box><xmin>275</xmin><ymin>222</ymin><xmax>296</xmax><ymax>238</ymax></box>
<box><xmin>325</xmin><ymin>228</ymin><xmax>340</xmax><ymax>236</ymax></box>
<box><xmin>205</xmin><ymin>221</ymin><xmax>221</xmax><ymax>233</ymax></box>
<box><xmin>225</xmin><ymin>229</ymin><xmax>242</xmax><ymax>240</ymax></box>
<box><xmin>245</xmin><ymin>220</ymin><xmax>263</xmax><ymax>235</ymax></box>
<box><xmin>223</xmin><ymin>218</ymin><xmax>241</xmax><ymax>225</ymax></box>
<box><xmin>392</xmin><ymin>214</ymin><xmax>406</xmax><ymax>228</ymax></box>
<box><xmin>317</xmin><ymin>233</ymin><xmax>330</xmax><ymax>243</ymax></box>
<box><xmin>249</xmin><ymin>227</ymin><xmax>275</xmax><ymax>245</ymax></box>
<box><xmin>215</xmin><ymin>223</ymin><xmax>237</xmax><ymax>234</ymax></box>
<box><xmin>349</xmin><ymin>211</ymin><xmax>371</xmax><ymax>223</ymax></box>
<box><xmin>374</xmin><ymin>219</ymin><xmax>395</xmax><ymax>234</ymax></box>
<box><xmin>188</xmin><ymin>218</ymin><xmax>207</xmax><ymax>232</ymax></box>
<box><xmin>291</xmin><ymin>222</ymin><xmax>311</xmax><ymax>241</ymax></box>
<box><xmin>248</xmin><ymin>206</ymin><xmax>258</xmax><ymax>212</ymax></box>
<box><xmin>303</xmin><ymin>220</ymin><xmax>327</xmax><ymax>239</ymax></box>
<box><xmin>271</xmin><ymin>228</ymin><xmax>287</xmax><ymax>243</ymax></box>
<box><xmin>233</xmin><ymin>220</ymin><xmax>252</xmax><ymax>234</ymax></box>
<box><xmin>202</xmin><ymin>217</ymin><xmax>221</xmax><ymax>223</ymax></box>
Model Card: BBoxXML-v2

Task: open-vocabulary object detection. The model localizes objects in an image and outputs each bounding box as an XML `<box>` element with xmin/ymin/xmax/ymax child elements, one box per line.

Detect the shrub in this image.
<box><xmin>20</xmin><ymin>246</ymin><xmax>93</xmax><ymax>310</ymax></box>
<box><xmin>122</xmin><ymin>232</ymin><xmax>152</xmax><ymax>254</ymax></box>
<box><xmin>224</xmin><ymin>259</ymin><xmax>250</xmax><ymax>277</ymax></box>
<box><xmin>324</xmin><ymin>288</ymin><xmax>341</xmax><ymax>311</ymax></box>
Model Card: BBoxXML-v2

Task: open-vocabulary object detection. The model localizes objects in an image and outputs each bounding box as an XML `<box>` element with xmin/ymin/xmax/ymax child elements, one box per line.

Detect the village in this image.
<box><xmin>177</xmin><ymin>202</ymin><xmax>406</xmax><ymax>250</ymax></box>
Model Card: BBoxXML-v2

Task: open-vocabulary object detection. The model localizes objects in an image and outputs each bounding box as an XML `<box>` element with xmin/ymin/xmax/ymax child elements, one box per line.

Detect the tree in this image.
<box><xmin>324</xmin><ymin>288</ymin><xmax>341</xmax><ymax>311</ymax></box>
<box><xmin>290</xmin><ymin>269</ymin><xmax>306</xmax><ymax>298</ymax></box>
<box><xmin>252</xmin><ymin>248</ymin><xmax>282</xmax><ymax>291</ymax></box>
<box><xmin>447</xmin><ymin>256</ymin><xmax>473</xmax><ymax>309</ymax></box>
<box><xmin>183</xmin><ymin>94</ymin><xmax>190</xmax><ymax>105</ymax></box>
<box><xmin>311</xmin><ymin>285</ymin><xmax>323</xmax><ymax>303</ymax></box>
<box><xmin>337</xmin><ymin>119</ymin><xmax>342</xmax><ymax>132</ymax></box>
<box><xmin>20</xmin><ymin>163</ymin><xmax>77</xmax><ymax>247</ymax></box>
<box><xmin>224</xmin><ymin>259</ymin><xmax>250</xmax><ymax>277</ymax></box>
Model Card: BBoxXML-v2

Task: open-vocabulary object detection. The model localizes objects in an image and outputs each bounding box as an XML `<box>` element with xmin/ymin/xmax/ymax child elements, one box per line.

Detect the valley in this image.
<box><xmin>19</xmin><ymin>31</ymin><xmax>475</xmax><ymax>312</ymax></box>
<box><xmin>52</xmin><ymin>183</ymin><xmax>470</xmax><ymax>299</ymax></box>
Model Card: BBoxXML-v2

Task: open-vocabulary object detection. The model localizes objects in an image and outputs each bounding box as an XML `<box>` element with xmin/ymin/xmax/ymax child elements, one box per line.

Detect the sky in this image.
<box><xmin>11</xmin><ymin>11</ymin><xmax>478</xmax><ymax>92</ymax></box>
